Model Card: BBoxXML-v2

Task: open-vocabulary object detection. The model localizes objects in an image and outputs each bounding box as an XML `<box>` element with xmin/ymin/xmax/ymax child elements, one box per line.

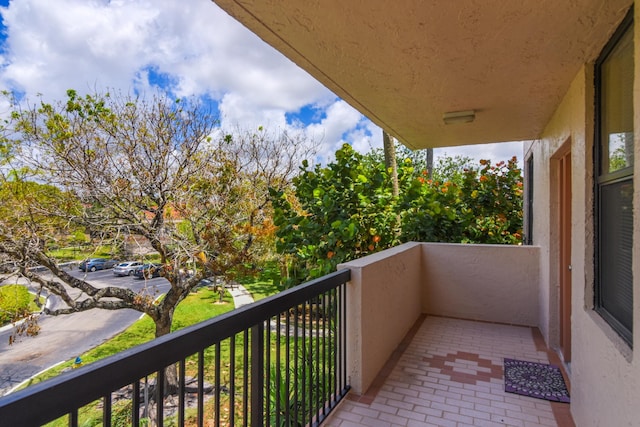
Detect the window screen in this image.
<box><xmin>595</xmin><ymin>8</ymin><xmax>634</xmax><ymax>346</ymax></box>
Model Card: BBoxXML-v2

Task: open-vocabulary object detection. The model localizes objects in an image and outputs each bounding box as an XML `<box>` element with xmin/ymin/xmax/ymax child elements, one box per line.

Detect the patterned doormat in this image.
<box><xmin>504</xmin><ymin>358</ymin><xmax>570</xmax><ymax>403</ymax></box>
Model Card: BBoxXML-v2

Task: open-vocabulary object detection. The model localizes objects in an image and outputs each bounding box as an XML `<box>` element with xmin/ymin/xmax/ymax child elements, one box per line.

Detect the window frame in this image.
<box><xmin>594</xmin><ymin>7</ymin><xmax>635</xmax><ymax>347</ymax></box>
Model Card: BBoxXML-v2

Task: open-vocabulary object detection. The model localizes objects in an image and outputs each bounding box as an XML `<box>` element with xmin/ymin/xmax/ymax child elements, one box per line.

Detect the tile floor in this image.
<box><xmin>325</xmin><ymin>316</ymin><xmax>575</xmax><ymax>427</ymax></box>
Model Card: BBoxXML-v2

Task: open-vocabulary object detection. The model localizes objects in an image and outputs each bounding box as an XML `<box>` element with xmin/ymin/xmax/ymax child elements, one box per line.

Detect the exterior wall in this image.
<box><xmin>339</xmin><ymin>242</ymin><xmax>541</xmax><ymax>394</ymax></box>
<box><xmin>339</xmin><ymin>242</ymin><xmax>423</xmax><ymax>394</ymax></box>
<box><xmin>529</xmin><ymin>9</ymin><xmax>640</xmax><ymax>424</ymax></box>
<box><xmin>523</xmin><ymin>138</ymin><xmax>556</xmax><ymax>347</ymax></box>
<box><xmin>421</xmin><ymin>243</ymin><xmax>540</xmax><ymax>326</ymax></box>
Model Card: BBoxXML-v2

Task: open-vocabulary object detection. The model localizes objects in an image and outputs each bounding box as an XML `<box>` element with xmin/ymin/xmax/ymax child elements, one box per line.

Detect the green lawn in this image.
<box><xmin>24</xmin><ymin>272</ymin><xmax>281</xmax><ymax>387</ymax></box>
<box><xmin>17</xmin><ymin>264</ymin><xmax>283</xmax><ymax>426</ymax></box>
<box><xmin>0</xmin><ymin>285</ymin><xmax>45</xmax><ymax>327</ymax></box>
<box><xmin>237</xmin><ymin>261</ymin><xmax>283</xmax><ymax>301</ymax></box>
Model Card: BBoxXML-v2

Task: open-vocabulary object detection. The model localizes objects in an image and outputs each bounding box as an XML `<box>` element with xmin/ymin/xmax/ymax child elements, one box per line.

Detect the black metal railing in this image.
<box><xmin>0</xmin><ymin>269</ymin><xmax>351</xmax><ymax>427</ymax></box>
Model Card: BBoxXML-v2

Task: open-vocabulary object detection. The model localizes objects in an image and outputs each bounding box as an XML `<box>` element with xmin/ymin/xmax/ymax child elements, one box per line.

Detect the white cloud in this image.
<box><xmin>0</xmin><ymin>0</ymin><xmax>524</xmax><ymax>167</ymax></box>
<box><xmin>303</xmin><ymin>100</ymin><xmax>365</xmax><ymax>163</ymax></box>
<box><xmin>434</xmin><ymin>141</ymin><xmax>525</xmax><ymax>167</ymax></box>
<box><xmin>0</xmin><ymin>1</ymin><xmax>330</xmax><ymax>104</ymax></box>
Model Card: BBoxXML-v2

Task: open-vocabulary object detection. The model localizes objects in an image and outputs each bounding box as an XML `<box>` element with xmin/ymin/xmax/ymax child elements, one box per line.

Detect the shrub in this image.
<box><xmin>0</xmin><ymin>284</ymin><xmax>32</xmax><ymax>325</ymax></box>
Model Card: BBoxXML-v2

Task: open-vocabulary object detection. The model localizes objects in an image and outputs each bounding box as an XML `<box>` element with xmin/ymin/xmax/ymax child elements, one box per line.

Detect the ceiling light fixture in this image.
<box><xmin>443</xmin><ymin>110</ymin><xmax>476</xmax><ymax>125</ymax></box>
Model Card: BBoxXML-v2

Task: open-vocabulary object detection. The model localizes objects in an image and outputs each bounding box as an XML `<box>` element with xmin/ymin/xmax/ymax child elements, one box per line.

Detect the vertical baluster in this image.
<box><xmin>243</xmin><ymin>329</ymin><xmax>249</xmax><ymax>427</ymax></box>
<box><xmin>293</xmin><ymin>304</ymin><xmax>299</xmax><ymax>426</ymax></box>
<box><xmin>142</xmin><ymin>376</ymin><xmax>150</xmax><ymax>423</ymax></box>
<box><xmin>250</xmin><ymin>323</ymin><xmax>264</xmax><ymax>427</ymax></box>
<box><xmin>327</xmin><ymin>289</ymin><xmax>333</xmax><ymax>406</ymax></box>
<box><xmin>156</xmin><ymin>369</ymin><xmax>165</xmax><ymax>427</ymax></box>
<box><xmin>322</xmin><ymin>291</ymin><xmax>328</xmax><ymax>415</ymax></box>
<box><xmin>265</xmin><ymin>320</ymin><xmax>271</xmax><ymax>427</ymax></box>
<box><xmin>275</xmin><ymin>313</ymin><xmax>281</xmax><ymax>427</ymax></box>
<box><xmin>317</xmin><ymin>294</ymin><xmax>322</xmax><ymax>420</ymax></box>
<box><xmin>230</xmin><ymin>335</ymin><xmax>236</xmax><ymax>426</ymax></box>
<box><xmin>133</xmin><ymin>379</ymin><xmax>140</xmax><ymax>427</ymax></box>
<box><xmin>331</xmin><ymin>287</ymin><xmax>337</xmax><ymax>403</ymax></box>
<box><xmin>198</xmin><ymin>350</ymin><xmax>205</xmax><ymax>427</ymax></box>
<box><xmin>285</xmin><ymin>308</ymin><xmax>291</xmax><ymax>425</ymax></box>
<box><xmin>69</xmin><ymin>408</ymin><xmax>78</xmax><ymax>427</ymax></box>
<box><xmin>178</xmin><ymin>359</ymin><xmax>186</xmax><ymax>427</ymax></box>
<box><xmin>103</xmin><ymin>393</ymin><xmax>112</xmax><ymax>427</ymax></box>
<box><xmin>308</xmin><ymin>296</ymin><xmax>314</xmax><ymax>427</ymax></box>
<box><xmin>342</xmin><ymin>283</ymin><xmax>348</xmax><ymax>393</ymax></box>
<box><xmin>301</xmin><ymin>302</ymin><xmax>307</xmax><ymax>426</ymax></box>
<box><xmin>215</xmin><ymin>343</ymin><xmax>221</xmax><ymax>427</ymax></box>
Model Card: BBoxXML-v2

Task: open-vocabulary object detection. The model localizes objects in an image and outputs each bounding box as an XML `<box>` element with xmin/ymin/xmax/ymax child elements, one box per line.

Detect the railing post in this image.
<box><xmin>250</xmin><ymin>323</ymin><xmax>264</xmax><ymax>427</ymax></box>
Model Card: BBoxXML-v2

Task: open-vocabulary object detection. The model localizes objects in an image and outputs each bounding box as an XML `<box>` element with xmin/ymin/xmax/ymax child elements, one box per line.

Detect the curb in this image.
<box><xmin>3</xmin><ymin>360</ymin><xmax>66</xmax><ymax>396</ymax></box>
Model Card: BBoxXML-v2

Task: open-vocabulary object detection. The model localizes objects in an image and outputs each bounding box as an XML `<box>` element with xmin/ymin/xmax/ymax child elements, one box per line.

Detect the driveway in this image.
<box><xmin>0</xmin><ymin>268</ymin><xmax>169</xmax><ymax>396</ymax></box>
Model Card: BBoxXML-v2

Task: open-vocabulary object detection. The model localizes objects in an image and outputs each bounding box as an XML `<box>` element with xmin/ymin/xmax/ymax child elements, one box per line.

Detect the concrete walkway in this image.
<box><xmin>1</xmin><ymin>283</ymin><xmax>255</xmax><ymax>396</ymax></box>
<box><xmin>226</xmin><ymin>284</ymin><xmax>255</xmax><ymax>308</ymax></box>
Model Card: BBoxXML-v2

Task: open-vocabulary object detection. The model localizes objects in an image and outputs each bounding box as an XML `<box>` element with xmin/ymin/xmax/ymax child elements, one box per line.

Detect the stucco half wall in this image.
<box><xmin>338</xmin><ymin>242</ymin><xmax>423</xmax><ymax>395</ymax></box>
<box><xmin>339</xmin><ymin>242</ymin><xmax>540</xmax><ymax>394</ymax></box>
<box><xmin>421</xmin><ymin>243</ymin><xmax>540</xmax><ymax>326</ymax></box>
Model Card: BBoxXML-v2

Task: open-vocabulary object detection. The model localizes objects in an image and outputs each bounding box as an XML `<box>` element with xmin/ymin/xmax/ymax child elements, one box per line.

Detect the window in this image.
<box><xmin>524</xmin><ymin>155</ymin><xmax>534</xmax><ymax>245</ymax></box>
<box><xmin>595</xmin><ymin>8</ymin><xmax>634</xmax><ymax>347</ymax></box>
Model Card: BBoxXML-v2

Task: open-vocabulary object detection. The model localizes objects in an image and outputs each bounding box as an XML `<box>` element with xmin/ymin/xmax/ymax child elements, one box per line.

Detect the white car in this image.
<box><xmin>113</xmin><ymin>261</ymin><xmax>144</xmax><ymax>277</ymax></box>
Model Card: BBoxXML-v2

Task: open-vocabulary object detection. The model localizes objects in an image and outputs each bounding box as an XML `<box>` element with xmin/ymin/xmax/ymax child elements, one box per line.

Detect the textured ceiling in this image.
<box><xmin>213</xmin><ymin>0</ymin><xmax>632</xmax><ymax>149</ymax></box>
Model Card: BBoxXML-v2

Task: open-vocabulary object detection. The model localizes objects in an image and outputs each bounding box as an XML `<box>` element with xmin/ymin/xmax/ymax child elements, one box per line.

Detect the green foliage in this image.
<box><xmin>21</xmin><ymin>287</ymin><xmax>235</xmax><ymax>389</ymax></box>
<box><xmin>0</xmin><ymin>285</ymin><xmax>32</xmax><ymax>325</ymax></box>
<box><xmin>273</xmin><ymin>145</ymin><xmax>523</xmax><ymax>286</ymax></box>
<box><xmin>272</xmin><ymin>144</ymin><xmax>401</xmax><ymax>286</ymax></box>
<box><xmin>401</xmin><ymin>157</ymin><xmax>523</xmax><ymax>244</ymax></box>
<box><xmin>2</xmin><ymin>88</ymin><xmax>311</xmax><ymax>345</ymax></box>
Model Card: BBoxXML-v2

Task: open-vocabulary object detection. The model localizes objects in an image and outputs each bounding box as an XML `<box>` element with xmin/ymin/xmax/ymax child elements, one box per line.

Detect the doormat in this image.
<box><xmin>504</xmin><ymin>358</ymin><xmax>570</xmax><ymax>403</ymax></box>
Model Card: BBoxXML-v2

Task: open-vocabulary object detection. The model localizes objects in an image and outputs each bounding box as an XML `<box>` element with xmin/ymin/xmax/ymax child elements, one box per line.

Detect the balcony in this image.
<box><xmin>0</xmin><ymin>242</ymin><xmax>574</xmax><ymax>426</ymax></box>
<box><xmin>325</xmin><ymin>317</ymin><xmax>573</xmax><ymax>427</ymax></box>
<box><xmin>330</xmin><ymin>242</ymin><xmax>574</xmax><ymax>427</ymax></box>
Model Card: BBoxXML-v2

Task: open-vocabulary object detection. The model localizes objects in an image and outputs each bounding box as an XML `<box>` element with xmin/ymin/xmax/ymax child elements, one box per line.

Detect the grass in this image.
<box><xmin>46</xmin><ymin>245</ymin><xmax>162</xmax><ymax>263</ymax></box>
<box><xmin>46</xmin><ymin>245</ymin><xmax>113</xmax><ymax>262</ymax></box>
<box><xmin>22</xmin><ymin>268</ymin><xmax>282</xmax><ymax>384</ymax></box>
<box><xmin>21</xmin><ymin>288</ymin><xmax>236</xmax><ymax>388</ymax></box>
<box><xmin>19</xmin><ymin>263</ymin><xmax>284</xmax><ymax>426</ymax></box>
<box><xmin>236</xmin><ymin>261</ymin><xmax>282</xmax><ymax>301</ymax></box>
<box><xmin>25</xmin><ymin>266</ymin><xmax>282</xmax><ymax>386</ymax></box>
<box><xmin>0</xmin><ymin>285</ymin><xmax>45</xmax><ymax>326</ymax></box>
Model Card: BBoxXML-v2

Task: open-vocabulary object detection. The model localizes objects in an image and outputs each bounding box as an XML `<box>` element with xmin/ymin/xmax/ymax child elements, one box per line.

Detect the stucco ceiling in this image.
<box><xmin>212</xmin><ymin>0</ymin><xmax>632</xmax><ymax>149</ymax></box>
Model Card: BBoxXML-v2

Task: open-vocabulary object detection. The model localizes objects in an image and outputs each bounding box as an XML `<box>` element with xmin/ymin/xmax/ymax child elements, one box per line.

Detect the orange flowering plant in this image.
<box><xmin>272</xmin><ymin>146</ymin><xmax>523</xmax><ymax>287</ymax></box>
<box><xmin>400</xmin><ymin>156</ymin><xmax>523</xmax><ymax>244</ymax></box>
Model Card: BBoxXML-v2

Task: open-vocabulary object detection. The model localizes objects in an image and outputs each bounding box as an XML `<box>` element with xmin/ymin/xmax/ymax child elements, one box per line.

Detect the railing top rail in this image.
<box><xmin>0</xmin><ymin>268</ymin><xmax>350</xmax><ymax>426</ymax></box>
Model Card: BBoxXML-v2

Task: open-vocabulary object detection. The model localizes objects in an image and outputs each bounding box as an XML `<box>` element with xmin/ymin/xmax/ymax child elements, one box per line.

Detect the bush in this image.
<box><xmin>272</xmin><ymin>145</ymin><xmax>523</xmax><ymax>287</ymax></box>
<box><xmin>0</xmin><ymin>285</ymin><xmax>32</xmax><ymax>325</ymax></box>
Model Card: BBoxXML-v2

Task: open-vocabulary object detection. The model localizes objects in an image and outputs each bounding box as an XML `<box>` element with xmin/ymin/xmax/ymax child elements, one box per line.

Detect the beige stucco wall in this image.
<box><xmin>529</xmin><ymin>8</ymin><xmax>640</xmax><ymax>424</ymax></box>
<box><xmin>338</xmin><ymin>242</ymin><xmax>423</xmax><ymax>394</ymax></box>
<box><xmin>421</xmin><ymin>243</ymin><xmax>540</xmax><ymax>326</ymax></box>
<box><xmin>339</xmin><ymin>241</ymin><xmax>541</xmax><ymax>394</ymax></box>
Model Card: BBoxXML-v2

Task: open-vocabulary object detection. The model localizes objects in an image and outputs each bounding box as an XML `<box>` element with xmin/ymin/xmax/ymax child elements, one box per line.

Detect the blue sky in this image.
<box><xmin>0</xmin><ymin>0</ymin><xmax>521</xmax><ymax>165</ymax></box>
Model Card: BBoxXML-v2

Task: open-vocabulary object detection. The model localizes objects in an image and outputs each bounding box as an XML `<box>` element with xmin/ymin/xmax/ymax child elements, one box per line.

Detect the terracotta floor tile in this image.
<box><xmin>324</xmin><ymin>316</ymin><xmax>574</xmax><ymax>427</ymax></box>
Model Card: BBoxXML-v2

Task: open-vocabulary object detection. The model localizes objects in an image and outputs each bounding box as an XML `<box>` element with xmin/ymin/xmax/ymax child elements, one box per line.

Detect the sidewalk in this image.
<box><xmin>1</xmin><ymin>283</ymin><xmax>255</xmax><ymax>396</ymax></box>
<box><xmin>226</xmin><ymin>284</ymin><xmax>254</xmax><ymax>308</ymax></box>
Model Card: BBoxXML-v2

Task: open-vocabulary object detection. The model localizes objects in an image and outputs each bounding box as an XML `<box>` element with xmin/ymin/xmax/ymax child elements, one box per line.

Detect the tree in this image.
<box><xmin>382</xmin><ymin>130</ymin><xmax>399</xmax><ymax>197</ymax></box>
<box><xmin>273</xmin><ymin>145</ymin><xmax>523</xmax><ymax>286</ymax></box>
<box><xmin>1</xmin><ymin>89</ymin><xmax>314</xmax><ymax>389</ymax></box>
<box><xmin>272</xmin><ymin>144</ymin><xmax>403</xmax><ymax>286</ymax></box>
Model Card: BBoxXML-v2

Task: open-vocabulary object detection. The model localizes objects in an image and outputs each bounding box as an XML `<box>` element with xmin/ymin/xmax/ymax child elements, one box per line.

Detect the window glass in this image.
<box><xmin>595</xmin><ymin>9</ymin><xmax>634</xmax><ymax>347</ymax></box>
<box><xmin>600</xmin><ymin>23</ymin><xmax>634</xmax><ymax>175</ymax></box>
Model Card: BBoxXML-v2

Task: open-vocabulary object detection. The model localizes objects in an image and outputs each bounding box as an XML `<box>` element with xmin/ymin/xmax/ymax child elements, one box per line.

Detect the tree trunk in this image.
<box><xmin>155</xmin><ymin>313</ymin><xmax>179</xmax><ymax>396</ymax></box>
<box><xmin>426</xmin><ymin>148</ymin><xmax>434</xmax><ymax>178</ymax></box>
<box><xmin>382</xmin><ymin>131</ymin><xmax>399</xmax><ymax>197</ymax></box>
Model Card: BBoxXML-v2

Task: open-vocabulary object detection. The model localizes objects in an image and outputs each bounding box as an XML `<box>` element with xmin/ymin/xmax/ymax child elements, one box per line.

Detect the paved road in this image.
<box><xmin>0</xmin><ymin>268</ymin><xmax>170</xmax><ymax>396</ymax></box>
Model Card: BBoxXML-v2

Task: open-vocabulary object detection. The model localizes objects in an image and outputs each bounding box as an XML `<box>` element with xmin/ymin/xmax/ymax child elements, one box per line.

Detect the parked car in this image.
<box><xmin>79</xmin><ymin>258</ymin><xmax>118</xmax><ymax>272</ymax></box>
<box><xmin>133</xmin><ymin>263</ymin><xmax>164</xmax><ymax>280</ymax></box>
<box><xmin>113</xmin><ymin>261</ymin><xmax>144</xmax><ymax>277</ymax></box>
